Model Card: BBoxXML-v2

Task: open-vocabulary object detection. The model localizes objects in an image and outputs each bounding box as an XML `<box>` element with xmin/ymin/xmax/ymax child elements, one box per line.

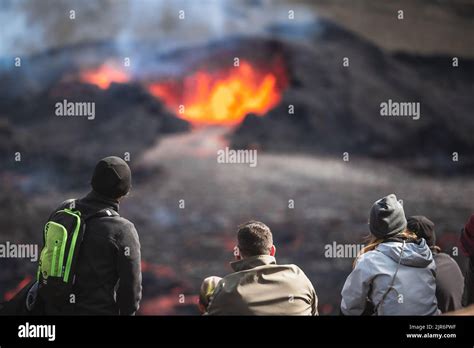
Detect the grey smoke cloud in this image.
<box><xmin>0</xmin><ymin>0</ymin><xmax>317</xmax><ymax>57</ymax></box>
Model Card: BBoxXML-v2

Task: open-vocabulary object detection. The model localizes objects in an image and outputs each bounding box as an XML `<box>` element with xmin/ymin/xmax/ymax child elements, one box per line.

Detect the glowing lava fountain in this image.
<box><xmin>79</xmin><ymin>62</ymin><xmax>130</xmax><ymax>89</ymax></box>
<box><xmin>78</xmin><ymin>57</ymin><xmax>288</xmax><ymax>126</ymax></box>
<box><xmin>148</xmin><ymin>58</ymin><xmax>288</xmax><ymax>126</ymax></box>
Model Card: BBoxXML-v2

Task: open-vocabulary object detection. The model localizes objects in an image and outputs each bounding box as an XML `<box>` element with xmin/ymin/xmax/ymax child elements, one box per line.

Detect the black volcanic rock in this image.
<box><xmin>231</xmin><ymin>21</ymin><xmax>474</xmax><ymax>174</ymax></box>
<box><xmin>0</xmin><ymin>81</ymin><xmax>189</xmax><ymax>191</ymax></box>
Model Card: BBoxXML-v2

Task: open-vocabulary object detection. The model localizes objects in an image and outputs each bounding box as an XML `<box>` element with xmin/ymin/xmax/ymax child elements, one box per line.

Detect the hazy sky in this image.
<box><xmin>1</xmin><ymin>0</ymin><xmax>473</xmax><ymax>58</ymax></box>
<box><xmin>0</xmin><ymin>0</ymin><xmax>316</xmax><ymax>56</ymax></box>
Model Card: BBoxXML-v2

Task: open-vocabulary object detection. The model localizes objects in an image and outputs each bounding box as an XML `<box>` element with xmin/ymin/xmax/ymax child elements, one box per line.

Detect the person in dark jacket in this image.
<box><xmin>40</xmin><ymin>156</ymin><xmax>142</xmax><ymax>315</ymax></box>
<box><xmin>407</xmin><ymin>216</ymin><xmax>464</xmax><ymax>313</ymax></box>
<box><xmin>206</xmin><ymin>221</ymin><xmax>318</xmax><ymax>315</ymax></box>
<box><xmin>460</xmin><ymin>214</ymin><xmax>474</xmax><ymax>306</ymax></box>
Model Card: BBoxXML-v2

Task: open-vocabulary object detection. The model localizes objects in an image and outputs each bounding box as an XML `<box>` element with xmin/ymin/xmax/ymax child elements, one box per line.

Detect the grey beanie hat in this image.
<box><xmin>369</xmin><ymin>194</ymin><xmax>407</xmax><ymax>239</ymax></box>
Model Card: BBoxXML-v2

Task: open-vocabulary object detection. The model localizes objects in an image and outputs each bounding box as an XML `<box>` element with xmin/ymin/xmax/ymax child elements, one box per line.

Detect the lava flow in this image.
<box><xmin>148</xmin><ymin>58</ymin><xmax>288</xmax><ymax>126</ymax></box>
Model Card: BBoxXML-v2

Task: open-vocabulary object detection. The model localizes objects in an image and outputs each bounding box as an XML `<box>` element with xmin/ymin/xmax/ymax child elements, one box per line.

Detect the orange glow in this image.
<box><xmin>148</xmin><ymin>58</ymin><xmax>287</xmax><ymax>125</ymax></box>
<box><xmin>79</xmin><ymin>63</ymin><xmax>130</xmax><ymax>89</ymax></box>
<box><xmin>4</xmin><ymin>275</ymin><xmax>32</xmax><ymax>301</ymax></box>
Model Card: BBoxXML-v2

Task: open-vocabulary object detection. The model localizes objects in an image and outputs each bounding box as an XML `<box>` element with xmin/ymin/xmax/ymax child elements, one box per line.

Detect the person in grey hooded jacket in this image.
<box><xmin>340</xmin><ymin>194</ymin><xmax>440</xmax><ymax>316</ymax></box>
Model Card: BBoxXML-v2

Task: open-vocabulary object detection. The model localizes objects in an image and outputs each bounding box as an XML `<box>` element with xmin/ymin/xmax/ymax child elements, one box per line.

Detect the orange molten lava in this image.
<box><xmin>148</xmin><ymin>59</ymin><xmax>287</xmax><ymax>125</ymax></box>
<box><xmin>79</xmin><ymin>63</ymin><xmax>130</xmax><ymax>89</ymax></box>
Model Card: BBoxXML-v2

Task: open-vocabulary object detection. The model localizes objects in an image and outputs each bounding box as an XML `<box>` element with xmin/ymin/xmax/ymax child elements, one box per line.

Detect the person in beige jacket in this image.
<box><xmin>205</xmin><ymin>221</ymin><xmax>318</xmax><ymax>315</ymax></box>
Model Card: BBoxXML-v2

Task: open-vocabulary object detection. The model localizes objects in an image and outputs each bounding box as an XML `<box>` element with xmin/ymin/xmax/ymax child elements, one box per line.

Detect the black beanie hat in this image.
<box><xmin>369</xmin><ymin>194</ymin><xmax>407</xmax><ymax>239</ymax></box>
<box><xmin>91</xmin><ymin>156</ymin><xmax>131</xmax><ymax>199</ymax></box>
<box><xmin>407</xmin><ymin>216</ymin><xmax>436</xmax><ymax>246</ymax></box>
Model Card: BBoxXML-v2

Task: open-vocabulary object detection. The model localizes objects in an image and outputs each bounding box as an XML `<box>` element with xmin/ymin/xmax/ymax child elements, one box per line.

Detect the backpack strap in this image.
<box><xmin>373</xmin><ymin>240</ymin><xmax>406</xmax><ymax>315</ymax></box>
<box><xmin>84</xmin><ymin>208</ymin><xmax>119</xmax><ymax>221</ymax></box>
<box><xmin>65</xmin><ymin>198</ymin><xmax>119</xmax><ymax>221</ymax></box>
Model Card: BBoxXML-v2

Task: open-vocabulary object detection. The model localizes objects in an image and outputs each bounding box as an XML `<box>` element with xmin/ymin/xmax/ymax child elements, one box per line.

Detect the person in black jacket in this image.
<box><xmin>407</xmin><ymin>216</ymin><xmax>464</xmax><ymax>312</ymax></box>
<box><xmin>42</xmin><ymin>156</ymin><xmax>142</xmax><ymax>315</ymax></box>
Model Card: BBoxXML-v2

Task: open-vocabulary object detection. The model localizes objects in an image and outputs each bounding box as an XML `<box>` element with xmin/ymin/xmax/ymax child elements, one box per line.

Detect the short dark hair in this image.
<box><xmin>237</xmin><ymin>221</ymin><xmax>273</xmax><ymax>257</ymax></box>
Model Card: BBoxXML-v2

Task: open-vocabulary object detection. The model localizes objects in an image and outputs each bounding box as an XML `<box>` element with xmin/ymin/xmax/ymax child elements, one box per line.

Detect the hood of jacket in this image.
<box><xmin>376</xmin><ymin>239</ymin><xmax>433</xmax><ymax>268</ymax></box>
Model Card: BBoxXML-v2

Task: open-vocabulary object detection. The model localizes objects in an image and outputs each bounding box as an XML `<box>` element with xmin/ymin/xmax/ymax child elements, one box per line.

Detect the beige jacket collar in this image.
<box><xmin>230</xmin><ymin>255</ymin><xmax>276</xmax><ymax>272</ymax></box>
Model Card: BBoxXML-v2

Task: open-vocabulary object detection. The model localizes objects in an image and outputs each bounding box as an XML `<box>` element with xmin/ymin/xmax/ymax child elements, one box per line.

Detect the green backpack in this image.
<box><xmin>36</xmin><ymin>202</ymin><xmax>117</xmax><ymax>310</ymax></box>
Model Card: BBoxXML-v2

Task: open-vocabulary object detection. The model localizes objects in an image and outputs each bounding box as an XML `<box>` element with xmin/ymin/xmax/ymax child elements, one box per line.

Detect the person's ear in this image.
<box><xmin>270</xmin><ymin>245</ymin><xmax>276</xmax><ymax>256</ymax></box>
